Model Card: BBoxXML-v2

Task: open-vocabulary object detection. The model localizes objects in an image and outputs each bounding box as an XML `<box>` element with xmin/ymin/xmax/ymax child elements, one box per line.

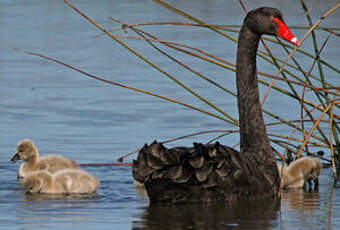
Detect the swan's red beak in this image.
<box><xmin>270</xmin><ymin>17</ymin><xmax>299</xmax><ymax>46</ymax></box>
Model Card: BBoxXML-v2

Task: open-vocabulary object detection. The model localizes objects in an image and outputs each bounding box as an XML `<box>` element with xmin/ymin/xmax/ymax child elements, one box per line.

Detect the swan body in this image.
<box><xmin>279</xmin><ymin>157</ymin><xmax>321</xmax><ymax>189</ymax></box>
<box><xmin>23</xmin><ymin>169</ymin><xmax>100</xmax><ymax>194</ymax></box>
<box><xmin>132</xmin><ymin>7</ymin><xmax>299</xmax><ymax>204</ymax></box>
<box><xmin>11</xmin><ymin>139</ymin><xmax>78</xmax><ymax>178</ymax></box>
<box><xmin>134</xmin><ymin>141</ymin><xmax>273</xmax><ymax>203</ymax></box>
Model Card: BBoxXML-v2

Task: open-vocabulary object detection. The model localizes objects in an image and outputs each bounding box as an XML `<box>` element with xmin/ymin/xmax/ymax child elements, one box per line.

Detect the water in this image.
<box><xmin>0</xmin><ymin>0</ymin><xmax>339</xmax><ymax>229</ymax></box>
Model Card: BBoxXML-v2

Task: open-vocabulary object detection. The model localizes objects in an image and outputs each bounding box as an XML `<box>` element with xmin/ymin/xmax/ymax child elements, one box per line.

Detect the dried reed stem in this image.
<box><xmin>297</xmin><ymin>103</ymin><xmax>333</xmax><ymax>158</ymax></box>
<box><xmin>273</xmin><ymin>3</ymin><xmax>340</xmax><ymax>80</ymax></box>
<box><xmin>329</xmin><ymin>99</ymin><xmax>337</xmax><ymax>183</ymax></box>
<box><xmin>63</xmin><ymin>0</ymin><xmax>240</xmax><ymax>126</ymax></box>
<box><xmin>15</xmin><ymin>48</ymin><xmax>231</xmax><ymax>124</ymax></box>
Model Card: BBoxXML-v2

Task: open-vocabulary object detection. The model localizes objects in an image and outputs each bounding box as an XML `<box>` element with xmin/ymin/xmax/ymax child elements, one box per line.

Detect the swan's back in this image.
<box><xmin>54</xmin><ymin>169</ymin><xmax>100</xmax><ymax>194</ymax></box>
<box><xmin>133</xmin><ymin>141</ymin><xmax>271</xmax><ymax>204</ymax></box>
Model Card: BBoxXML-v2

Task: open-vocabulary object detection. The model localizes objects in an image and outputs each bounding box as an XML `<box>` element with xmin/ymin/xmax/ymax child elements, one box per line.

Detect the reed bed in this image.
<box><xmin>18</xmin><ymin>0</ymin><xmax>339</xmax><ymax>183</ymax></box>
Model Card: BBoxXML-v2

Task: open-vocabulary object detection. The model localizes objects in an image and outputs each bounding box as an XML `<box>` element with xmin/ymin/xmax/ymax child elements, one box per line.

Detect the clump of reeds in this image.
<box><xmin>18</xmin><ymin>0</ymin><xmax>340</xmax><ymax>184</ymax></box>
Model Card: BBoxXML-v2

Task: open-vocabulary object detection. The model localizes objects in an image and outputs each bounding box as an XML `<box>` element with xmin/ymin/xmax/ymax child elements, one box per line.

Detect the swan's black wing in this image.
<box><xmin>133</xmin><ymin>141</ymin><xmax>271</xmax><ymax>204</ymax></box>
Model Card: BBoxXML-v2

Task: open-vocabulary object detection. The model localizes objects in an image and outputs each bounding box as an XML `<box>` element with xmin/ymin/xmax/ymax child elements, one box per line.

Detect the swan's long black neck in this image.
<box><xmin>236</xmin><ymin>24</ymin><xmax>272</xmax><ymax>157</ymax></box>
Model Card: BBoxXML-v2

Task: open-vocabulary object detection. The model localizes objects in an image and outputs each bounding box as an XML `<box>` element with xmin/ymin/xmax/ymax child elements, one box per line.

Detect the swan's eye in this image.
<box><xmin>268</xmin><ymin>24</ymin><xmax>275</xmax><ymax>32</ymax></box>
<box><xmin>269</xmin><ymin>16</ymin><xmax>278</xmax><ymax>25</ymax></box>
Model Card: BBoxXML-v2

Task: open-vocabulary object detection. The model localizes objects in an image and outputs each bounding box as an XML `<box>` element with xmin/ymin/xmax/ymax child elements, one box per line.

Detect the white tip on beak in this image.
<box><xmin>290</xmin><ymin>37</ymin><xmax>299</xmax><ymax>46</ymax></box>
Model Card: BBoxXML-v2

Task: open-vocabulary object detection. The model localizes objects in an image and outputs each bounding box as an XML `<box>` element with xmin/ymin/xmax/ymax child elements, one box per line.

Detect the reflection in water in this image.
<box><xmin>281</xmin><ymin>189</ymin><xmax>320</xmax><ymax>213</ymax></box>
<box><xmin>1</xmin><ymin>0</ymin><xmax>339</xmax><ymax>228</ymax></box>
<box><xmin>133</xmin><ymin>199</ymin><xmax>280</xmax><ymax>230</ymax></box>
<box><xmin>24</xmin><ymin>192</ymin><xmax>100</xmax><ymax>202</ymax></box>
<box><xmin>17</xmin><ymin>192</ymin><xmax>100</xmax><ymax>227</ymax></box>
<box><xmin>280</xmin><ymin>189</ymin><xmax>322</xmax><ymax>228</ymax></box>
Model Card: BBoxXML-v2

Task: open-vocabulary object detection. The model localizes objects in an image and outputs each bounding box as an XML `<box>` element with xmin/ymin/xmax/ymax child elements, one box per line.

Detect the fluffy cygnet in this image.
<box><xmin>279</xmin><ymin>157</ymin><xmax>321</xmax><ymax>189</ymax></box>
<box><xmin>133</xmin><ymin>179</ymin><xmax>147</xmax><ymax>196</ymax></box>
<box><xmin>24</xmin><ymin>169</ymin><xmax>100</xmax><ymax>194</ymax></box>
<box><xmin>11</xmin><ymin>139</ymin><xmax>78</xmax><ymax>178</ymax></box>
<box><xmin>277</xmin><ymin>162</ymin><xmax>288</xmax><ymax>185</ymax></box>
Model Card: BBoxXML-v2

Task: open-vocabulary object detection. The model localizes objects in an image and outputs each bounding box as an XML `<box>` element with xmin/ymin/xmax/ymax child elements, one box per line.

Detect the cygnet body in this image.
<box><xmin>276</xmin><ymin>162</ymin><xmax>288</xmax><ymax>187</ymax></box>
<box><xmin>279</xmin><ymin>157</ymin><xmax>321</xmax><ymax>189</ymax></box>
<box><xmin>133</xmin><ymin>179</ymin><xmax>147</xmax><ymax>196</ymax></box>
<box><xmin>24</xmin><ymin>169</ymin><xmax>100</xmax><ymax>194</ymax></box>
<box><xmin>11</xmin><ymin>139</ymin><xmax>78</xmax><ymax>178</ymax></box>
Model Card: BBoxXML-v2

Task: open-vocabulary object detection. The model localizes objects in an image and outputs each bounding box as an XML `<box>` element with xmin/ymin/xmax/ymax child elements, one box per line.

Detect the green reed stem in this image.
<box><xmin>110</xmin><ymin>11</ymin><xmax>333</xmax><ymax>145</ymax></box>
<box><xmin>117</xmin><ymin>32</ymin><xmax>340</xmax><ymax>97</ymax></box>
<box><xmin>131</xmin><ymin>26</ymin><xmax>238</xmax><ymax>125</ymax></box>
<box><xmin>277</xmin><ymin>38</ymin><xmax>327</xmax><ymax>102</ymax></box>
<box><xmin>277</xmin><ymin>37</ymin><xmax>331</xmax><ymax>146</ymax></box>
<box><xmin>153</xmin><ymin>0</ymin><xmax>340</xmax><ymax>76</ymax></box>
<box><xmin>105</xmin><ymin>21</ymin><xmax>340</xmax><ymax>31</ymax></box>
<box><xmin>113</xmin><ymin>20</ymin><xmax>338</xmax><ymax>92</ymax></box>
<box><xmin>109</xmin><ymin>17</ymin><xmax>238</xmax><ymax>125</ymax></box>
<box><xmin>16</xmin><ymin>48</ymin><xmax>233</xmax><ymax>124</ymax></box>
<box><xmin>62</xmin><ymin>0</ymin><xmax>338</xmax><ymax>152</ymax></box>
<box><xmin>63</xmin><ymin>0</ymin><xmax>240</xmax><ymax>126</ymax></box>
<box><xmin>300</xmin><ymin>0</ymin><xmax>328</xmax><ymax>99</ymax></box>
<box><xmin>262</xmin><ymin>36</ymin><xmax>339</xmax><ymax>74</ymax></box>
<box><xmin>110</xmin><ymin>17</ymin><xmax>332</xmax><ymax>144</ymax></box>
<box><xmin>152</xmin><ymin>0</ymin><xmax>338</xmax><ymax>111</ymax></box>
<box><xmin>272</xmin><ymin>3</ymin><xmax>340</xmax><ymax>82</ymax></box>
<box><xmin>111</xmin><ymin>19</ymin><xmax>340</xmax><ymax>74</ymax></box>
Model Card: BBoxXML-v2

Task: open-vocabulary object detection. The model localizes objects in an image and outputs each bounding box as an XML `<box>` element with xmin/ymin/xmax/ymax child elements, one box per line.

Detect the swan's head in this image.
<box><xmin>11</xmin><ymin>139</ymin><xmax>38</xmax><ymax>163</ymax></box>
<box><xmin>24</xmin><ymin>174</ymin><xmax>44</xmax><ymax>193</ymax></box>
<box><xmin>245</xmin><ymin>7</ymin><xmax>299</xmax><ymax>46</ymax></box>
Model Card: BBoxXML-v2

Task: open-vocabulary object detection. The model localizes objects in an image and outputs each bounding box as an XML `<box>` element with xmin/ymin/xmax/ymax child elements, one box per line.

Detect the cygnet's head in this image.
<box><xmin>24</xmin><ymin>174</ymin><xmax>44</xmax><ymax>193</ymax></box>
<box><xmin>11</xmin><ymin>139</ymin><xmax>38</xmax><ymax>163</ymax></box>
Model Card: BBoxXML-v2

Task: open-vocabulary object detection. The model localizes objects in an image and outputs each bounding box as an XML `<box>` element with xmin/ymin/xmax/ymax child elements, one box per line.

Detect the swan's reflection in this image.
<box><xmin>132</xmin><ymin>199</ymin><xmax>280</xmax><ymax>230</ymax></box>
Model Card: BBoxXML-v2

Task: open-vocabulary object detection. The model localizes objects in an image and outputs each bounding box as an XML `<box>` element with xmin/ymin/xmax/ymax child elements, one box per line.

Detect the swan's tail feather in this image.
<box><xmin>133</xmin><ymin>141</ymin><xmax>272</xmax><ymax>204</ymax></box>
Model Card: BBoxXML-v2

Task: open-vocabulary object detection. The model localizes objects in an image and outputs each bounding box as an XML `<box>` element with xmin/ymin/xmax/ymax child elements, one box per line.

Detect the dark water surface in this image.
<box><xmin>1</xmin><ymin>0</ymin><xmax>339</xmax><ymax>229</ymax></box>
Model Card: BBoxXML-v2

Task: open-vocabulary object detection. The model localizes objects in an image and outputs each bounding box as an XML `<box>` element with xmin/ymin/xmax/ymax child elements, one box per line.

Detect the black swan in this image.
<box><xmin>133</xmin><ymin>7</ymin><xmax>299</xmax><ymax>204</ymax></box>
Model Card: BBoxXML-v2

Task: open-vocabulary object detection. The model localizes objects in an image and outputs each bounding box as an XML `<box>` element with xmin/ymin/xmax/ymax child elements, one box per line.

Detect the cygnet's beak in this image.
<box><xmin>11</xmin><ymin>153</ymin><xmax>20</xmax><ymax>163</ymax></box>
